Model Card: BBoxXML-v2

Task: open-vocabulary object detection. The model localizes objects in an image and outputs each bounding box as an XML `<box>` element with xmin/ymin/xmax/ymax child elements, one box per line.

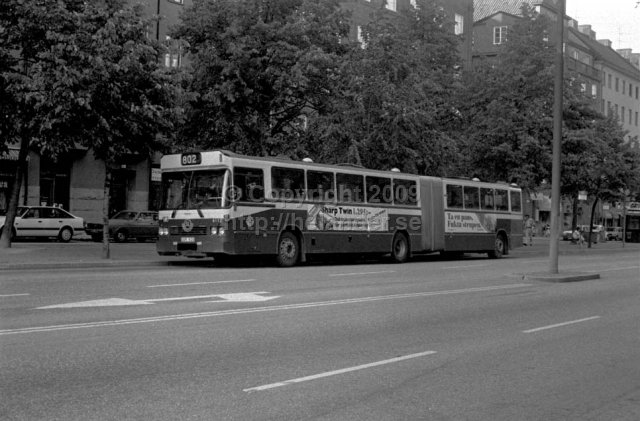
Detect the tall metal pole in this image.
<box><xmin>549</xmin><ymin>0</ymin><xmax>565</xmax><ymax>274</ymax></box>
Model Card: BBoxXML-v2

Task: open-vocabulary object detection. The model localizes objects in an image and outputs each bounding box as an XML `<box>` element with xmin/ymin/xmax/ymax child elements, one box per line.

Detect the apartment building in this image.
<box><xmin>341</xmin><ymin>0</ymin><xmax>474</xmax><ymax>68</ymax></box>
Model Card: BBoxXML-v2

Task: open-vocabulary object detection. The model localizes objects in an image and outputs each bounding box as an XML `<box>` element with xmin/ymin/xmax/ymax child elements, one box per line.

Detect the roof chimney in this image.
<box><xmin>598</xmin><ymin>39</ymin><xmax>612</xmax><ymax>48</ymax></box>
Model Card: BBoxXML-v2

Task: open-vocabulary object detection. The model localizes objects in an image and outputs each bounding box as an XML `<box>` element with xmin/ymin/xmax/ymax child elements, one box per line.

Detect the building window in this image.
<box><xmin>630</xmin><ymin>109</ymin><xmax>633</xmax><ymax>125</ymax></box>
<box><xmin>591</xmin><ymin>84</ymin><xmax>597</xmax><ymax>98</ymax></box>
<box><xmin>630</xmin><ymin>83</ymin><xmax>633</xmax><ymax>97</ymax></box>
<box><xmin>622</xmin><ymin>106</ymin><xmax>625</xmax><ymax>123</ymax></box>
<box><xmin>635</xmin><ymin>111</ymin><xmax>638</xmax><ymax>126</ymax></box>
<box><xmin>164</xmin><ymin>36</ymin><xmax>182</xmax><ymax>68</ymax></box>
<box><xmin>623</xmin><ymin>80</ymin><xmax>626</xmax><ymax>93</ymax></box>
<box><xmin>385</xmin><ymin>0</ymin><xmax>396</xmax><ymax>12</ymax></box>
<box><xmin>615</xmin><ymin>77</ymin><xmax>619</xmax><ymax>92</ymax></box>
<box><xmin>636</xmin><ymin>86</ymin><xmax>639</xmax><ymax>99</ymax></box>
<box><xmin>493</xmin><ymin>26</ymin><xmax>507</xmax><ymax>45</ymax></box>
<box><xmin>607</xmin><ymin>101</ymin><xmax>611</xmax><ymax>113</ymax></box>
<box><xmin>615</xmin><ymin>104</ymin><xmax>618</xmax><ymax>116</ymax></box>
<box><xmin>454</xmin><ymin>14</ymin><xmax>464</xmax><ymax>35</ymax></box>
<box><xmin>608</xmin><ymin>74</ymin><xmax>612</xmax><ymax>89</ymax></box>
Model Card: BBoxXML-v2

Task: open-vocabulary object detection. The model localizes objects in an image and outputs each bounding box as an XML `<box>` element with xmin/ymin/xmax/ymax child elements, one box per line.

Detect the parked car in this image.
<box><xmin>605</xmin><ymin>227</ymin><xmax>623</xmax><ymax>241</ymax></box>
<box><xmin>578</xmin><ymin>224</ymin><xmax>605</xmax><ymax>243</ymax></box>
<box><xmin>86</xmin><ymin>210</ymin><xmax>159</xmax><ymax>242</ymax></box>
<box><xmin>0</xmin><ymin>206</ymin><xmax>85</xmax><ymax>242</ymax></box>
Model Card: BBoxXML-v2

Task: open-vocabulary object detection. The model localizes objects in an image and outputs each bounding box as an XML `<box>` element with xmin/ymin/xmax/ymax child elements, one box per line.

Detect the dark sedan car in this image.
<box><xmin>86</xmin><ymin>210</ymin><xmax>158</xmax><ymax>242</ymax></box>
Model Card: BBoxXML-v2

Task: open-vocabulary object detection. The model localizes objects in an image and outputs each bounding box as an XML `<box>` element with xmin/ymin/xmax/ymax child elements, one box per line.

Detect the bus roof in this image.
<box><xmin>161</xmin><ymin>150</ymin><xmax>521</xmax><ymax>190</ymax></box>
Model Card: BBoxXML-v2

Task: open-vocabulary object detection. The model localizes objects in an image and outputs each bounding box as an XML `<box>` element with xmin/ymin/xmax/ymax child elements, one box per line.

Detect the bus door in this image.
<box><xmin>419</xmin><ymin>178</ymin><xmax>445</xmax><ymax>251</ymax></box>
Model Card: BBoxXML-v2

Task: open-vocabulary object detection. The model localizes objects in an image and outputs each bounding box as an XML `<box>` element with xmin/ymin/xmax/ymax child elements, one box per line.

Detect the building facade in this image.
<box><xmin>341</xmin><ymin>0</ymin><xmax>474</xmax><ymax>68</ymax></box>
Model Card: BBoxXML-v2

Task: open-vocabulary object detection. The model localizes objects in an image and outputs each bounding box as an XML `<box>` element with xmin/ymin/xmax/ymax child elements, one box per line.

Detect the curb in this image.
<box><xmin>0</xmin><ymin>260</ymin><xmax>172</xmax><ymax>271</ymax></box>
<box><xmin>511</xmin><ymin>271</ymin><xmax>601</xmax><ymax>283</ymax></box>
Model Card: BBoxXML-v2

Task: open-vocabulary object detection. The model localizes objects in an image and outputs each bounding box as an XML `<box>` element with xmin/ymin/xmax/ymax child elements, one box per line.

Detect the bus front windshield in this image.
<box><xmin>162</xmin><ymin>169</ymin><xmax>228</xmax><ymax>210</ymax></box>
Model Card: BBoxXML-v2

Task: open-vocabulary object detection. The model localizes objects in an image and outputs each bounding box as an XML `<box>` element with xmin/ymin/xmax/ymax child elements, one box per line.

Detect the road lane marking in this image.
<box><xmin>523</xmin><ymin>316</ymin><xmax>601</xmax><ymax>333</ymax></box>
<box><xmin>0</xmin><ymin>293</ymin><xmax>30</xmax><ymax>297</ymax></box>
<box><xmin>147</xmin><ymin>279</ymin><xmax>255</xmax><ymax>288</ymax></box>
<box><xmin>243</xmin><ymin>350</ymin><xmax>437</xmax><ymax>392</ymax></box>
<box><xmin>36</xmin><ymin>292</ymin><xmax>280</xmax><ymax>309</ymax></box>
<box><xmin>328</xmin><ymin>271</ymin><xmax>396</xmax><ymax>277</ymax></box>
<box><xmin>2</xmin><ymin>283</ymin><xmax>530</xmax><ymax>335</ymax></box>
<box><xmin>442</xmin><ymin>264</ymin><xmax>491</xmax><ymax>270</ymax></box>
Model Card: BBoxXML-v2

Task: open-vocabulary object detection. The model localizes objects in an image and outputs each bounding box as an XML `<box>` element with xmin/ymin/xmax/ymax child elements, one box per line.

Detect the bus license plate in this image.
<box><xmin>181</xmin><ymin>237</ymin><xmax>195</xmax><ymax>243</ymax></box>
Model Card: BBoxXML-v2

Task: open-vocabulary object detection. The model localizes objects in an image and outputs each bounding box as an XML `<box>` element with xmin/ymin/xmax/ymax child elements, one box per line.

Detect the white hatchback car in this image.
<box><xmin>0</xmin><ymin>206</ymin><xmax>85</xmax><ymax>242</ymax></box>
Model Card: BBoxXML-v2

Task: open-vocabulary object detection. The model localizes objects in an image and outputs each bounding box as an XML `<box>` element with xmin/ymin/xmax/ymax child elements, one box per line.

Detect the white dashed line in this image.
<box><xmin>147</xmin><ymin>279</ymin><xmax>255</xmax><ymax>288</ymax></box>
<box><xmin>0</xmin><ymin>293</ymin><xmax>30</xmax><ymax>297</ymax></box>
<box><xmin>244</xmin><ymin>350</ymin><xmax>437</xmax><ymax>392</ymax></box>
<box><xmin>523</xmin><ymin>316</ymin><xmax>601</xmax><ymax>333</ymax></box>
<box><xmin>328</xmin><ymin>271</ymin><xmax>396</xmax><ymax>277</ymax></box>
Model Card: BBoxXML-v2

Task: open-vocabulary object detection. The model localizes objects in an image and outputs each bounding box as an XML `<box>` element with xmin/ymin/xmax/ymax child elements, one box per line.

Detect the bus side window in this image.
<box><xmin>495</xmin><ymin>189</ymin><xmax>509</xmax><ymax>211</ymax></box>
<box><xmin>366</xmin><ymin>176</ymin><xmax>392</xmax><ymax>204</ymax></box>
<box><xmin>481</xmin><ymin>188</ymin><xmax>495</xmax><ymax>210</ymax></box>
<box><xmin>463</xmin><ymin>186</ymin><xmax>480</xmax><ymax>209</ymax></box>
<box><xmin>446</xmin><ymin>184</ymin><xmax>463</xmax><ymax>208</ymax></box>
<box><xmin>234</xmin><ymin>167</ymin><xmax>264</xmax><ymax>202</ymax></box>
<box><xmin>271</xmin><ymin>167</ymin><xmax>305</xmax><ymax>201</ymax></box>
<box><xmin>336</xmin><ymin>173</ymin><xmax>364</xmax><ymax>203</ymax></box>
<box><xmin>394</xmin><ymin>179</ymin><xmax>417</xmax><ymax>206</ymax></box>
<box><xmin>307</xmin><ymin>170</ymin><xmax>335</xmax><ymax>202</ymax></box>
<box><xmin>510</xmin><ymin>190</ymin><xmax>522</xmax><ymax>212</ymax></box>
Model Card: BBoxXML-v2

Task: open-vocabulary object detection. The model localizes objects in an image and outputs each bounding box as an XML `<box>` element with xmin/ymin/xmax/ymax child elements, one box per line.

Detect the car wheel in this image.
<box><xmin>390</xmin><ymin>232</ymin><xmax>410</xmax><ymax>263</ymax></box>
<box><xmin>114</xmin><ymin>230</ymin><xmax>128</xmax><ymax>243</ymax></box>
<box><xmin>488</xmin><ymin>233</ymin><xmax>506</xmax><ymax>259</ymax></box>
<box><xmin>58</xmin><ymin>227</ymin><xmax>73</xmax><ymax>243</ymax></box>
<box><xmin>275</xmin><ymin>231</ymin><xmax>300</xmax><ymax>267</ymax></box>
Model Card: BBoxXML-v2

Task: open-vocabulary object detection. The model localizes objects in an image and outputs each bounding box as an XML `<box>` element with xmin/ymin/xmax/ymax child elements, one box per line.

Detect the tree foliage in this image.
<box><xmin>453</xmin><ymin>5</ymin><xmax>555</xmax><ymax>188</ymax></box>
<box><xmin>173</xmin><ymin>0</ymin><xmax>349</xmax><ymax>156</ymax></box>
<box><xmin>303</xmin><ymin>0</ymin><xmax>462</xmax><ymax>174</ymax></box>
<box><xmin>0</xmin><ymin>0</ymin><xmax>183</xmax><ymax>251</ymax></box>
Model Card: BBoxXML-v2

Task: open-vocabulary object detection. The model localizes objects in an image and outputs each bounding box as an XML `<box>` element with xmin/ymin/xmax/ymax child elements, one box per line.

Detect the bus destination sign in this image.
<box><xmin>181</xmin><ymin>152</ymin><xmax>202</xmax><ymax>166</ymax></box>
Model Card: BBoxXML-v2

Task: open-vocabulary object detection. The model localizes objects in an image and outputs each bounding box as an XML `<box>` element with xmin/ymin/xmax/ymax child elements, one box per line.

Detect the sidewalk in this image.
<box><xmin>0</xmin><ymin>237</ymin><xmax>638</xmax><ymax>271</ymax></box>
<box><xmin>0</xmin><ymin>240</ymin><xmax>177</xmax><ymax>271</ymax></box>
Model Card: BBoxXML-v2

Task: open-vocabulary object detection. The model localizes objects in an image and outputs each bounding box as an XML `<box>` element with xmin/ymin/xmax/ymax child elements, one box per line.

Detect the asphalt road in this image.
<box><xmin>1</xmin><ymin>248</ymin><xmax>639</xmax><ymax>420</ymax></box>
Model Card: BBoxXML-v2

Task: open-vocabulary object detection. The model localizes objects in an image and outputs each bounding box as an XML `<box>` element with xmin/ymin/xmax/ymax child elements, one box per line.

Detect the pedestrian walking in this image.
<box><xmin>572</xmin><ymin>227</ymin><xmax>585</xmax><ymax>247</ymax></box>
<box><xmin>524</xmin><ymin>215</ymin><xmax>535</xmax><ymax>246</ymax></box>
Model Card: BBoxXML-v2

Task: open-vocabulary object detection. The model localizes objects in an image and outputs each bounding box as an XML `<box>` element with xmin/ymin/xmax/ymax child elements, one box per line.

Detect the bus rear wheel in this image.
<box><xmin>276</xmin><ymin>231</ymin><xmax>300</xmax><ymax>267</ymax></box>
<box><xmin>488</xmin><ymin>234</ymin><xmax>506</xmax><ymax>259</ymax></box>
<box><xmin>390</xmin><ymin>232</ymin><xmax>409</xmax><ymax>263</ymax></box>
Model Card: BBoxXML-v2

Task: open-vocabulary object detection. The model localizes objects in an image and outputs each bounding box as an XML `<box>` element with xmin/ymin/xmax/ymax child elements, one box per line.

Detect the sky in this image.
<box><xmin>566</xmin><ymin>0</ymin><xmax>640</xmax><ymax>54</ymax></box>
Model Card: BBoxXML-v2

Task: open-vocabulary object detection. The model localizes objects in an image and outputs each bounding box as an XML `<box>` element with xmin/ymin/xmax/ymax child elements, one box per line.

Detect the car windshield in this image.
<box><xmin>161</xmin><ymin>169</ymin><xmax>228</xmax><ymax>210</ymax></box>
<box><xmin>112</xmin><ymin>211</ymin><xmax>138</xmax><ymax>220</ymax></box>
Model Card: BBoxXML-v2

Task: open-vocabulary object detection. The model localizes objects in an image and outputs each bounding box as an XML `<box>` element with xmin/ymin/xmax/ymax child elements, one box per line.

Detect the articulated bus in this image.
<box><xmin>156</xmin><ymin>150</ymin><xmax>523</xmax><ymax>266</ymax></box>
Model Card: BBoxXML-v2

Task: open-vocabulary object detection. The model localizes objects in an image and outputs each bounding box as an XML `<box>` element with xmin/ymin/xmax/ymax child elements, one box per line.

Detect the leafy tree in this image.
<box><xmin>0</xmin><ymin>1</ymin><xmax>183</xmax><ymax>256</ymax></box>
<box><xmin>173</xmin><ymin>0</ymin><xmax>349</xmax><ymax>157</ymax></box>
<box><xmin>0</xmin><ymin>0</ymin><xmax>83</xmax><ymax>248</ymax></box>
<box><xmin>304</xmin><ymin>0</ymin><xmax>462</xmax><ymax>175</ymax></box>
<box><xmin>453</xmin><ymin>4</ymin><xmax>555</xmax><ymax>189</ymax></box>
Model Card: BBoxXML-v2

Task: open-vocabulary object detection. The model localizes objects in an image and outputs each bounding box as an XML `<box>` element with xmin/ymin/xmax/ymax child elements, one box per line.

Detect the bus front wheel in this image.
<box><xmin>488</xmin><ymin>234</ymin><xmax>506</xmax><ymax>259</ymax></box>
<box><xmin>390</xmin><ymin>232</ymin><xmax>409</xmax><ymax>263</ymax></box>
<box><xmin>276</xmin><ymin>231</ymin><xmax>300</xmax><ymax>267</ymax></box>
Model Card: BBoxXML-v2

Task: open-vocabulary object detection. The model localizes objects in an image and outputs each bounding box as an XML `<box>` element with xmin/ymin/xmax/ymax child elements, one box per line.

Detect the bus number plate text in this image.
<box><xmin>181</xmin><ymin>153</ymin><xmax>201</xmax><ymax>166</ymax></box>
<box><xmin>181</xmin><ymin>237</ymin><xmax>196</xmax><ymax>243</ymax></box>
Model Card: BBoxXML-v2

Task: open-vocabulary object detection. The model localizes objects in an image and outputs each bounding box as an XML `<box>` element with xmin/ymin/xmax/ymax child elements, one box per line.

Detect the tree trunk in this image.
<box><xmin>587</xmin><ymin>197</ymin><xmax>599</xmax><ymax>249</ymax></box>
<box><xmin>102</xmin><ymin>164</ymin><xmax>112</xmax><ymax>259</ymax></box>
<box><xmin>0</xmin><ymin>132</ymin><xmax>30</xmax><ymax>248</ymax></box>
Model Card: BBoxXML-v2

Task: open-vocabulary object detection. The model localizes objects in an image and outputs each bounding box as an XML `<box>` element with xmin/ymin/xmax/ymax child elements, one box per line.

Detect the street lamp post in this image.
<box><xmin>549</xmin><ymin>0</ymin><xmax>565</xmax><ymax>274</ymax></box>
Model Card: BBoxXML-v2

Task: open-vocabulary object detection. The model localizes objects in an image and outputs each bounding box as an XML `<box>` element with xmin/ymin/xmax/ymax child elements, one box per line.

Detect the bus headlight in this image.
<box><xmin>211</xmin><ymin>226</ymin><xmax>226</xmax><ymax>236</ymax></box>
<box><xmin>159</xmin><ymin>227</ymin><xmax>169</xmax><ymax>236</ymax></box>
